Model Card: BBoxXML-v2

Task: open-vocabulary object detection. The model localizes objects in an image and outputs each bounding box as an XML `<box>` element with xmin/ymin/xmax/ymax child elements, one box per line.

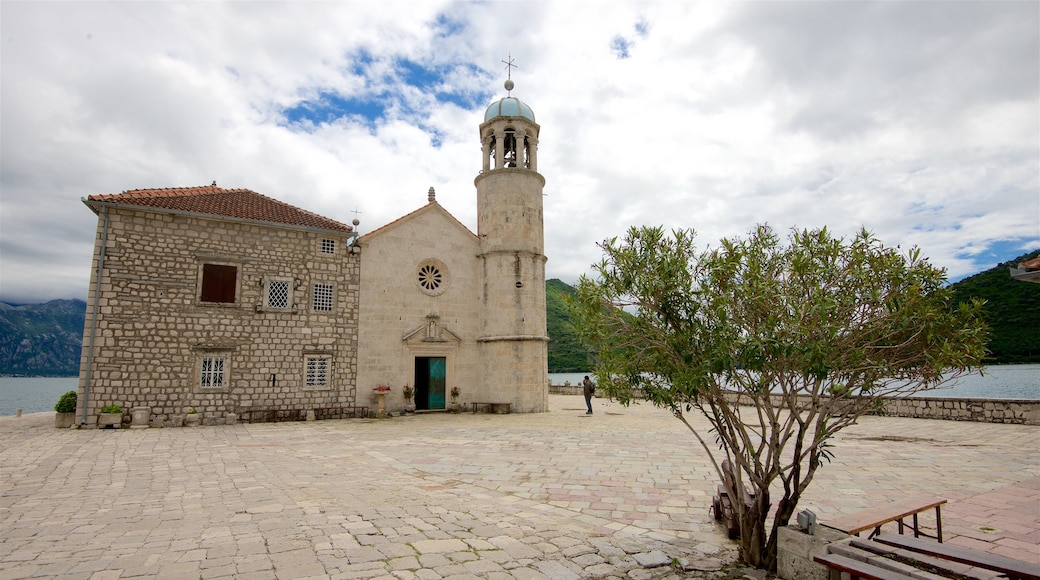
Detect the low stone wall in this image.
<box><xmin>777</xmin><ymin>525</ymin><xmax>850</xmax><ymax>580</ymax></box>
<box><xmin>552</xmin><ymin>385</ymin><xmax>1039</xmax><ymax>425</ymax></box>
<box><xmin>722</xmin><ymin>392</ymin><xmax>1040</xmax><ymax>425</ymax></box>
<box><xmin>877</xmin><ymin>395</ymin><xmax>1040</xmax><ymax>425</ymax></box>
<box><xmin>548</xmin><ymin>384</ymin><xmax>583</xmax><ymax>396</ymax></box>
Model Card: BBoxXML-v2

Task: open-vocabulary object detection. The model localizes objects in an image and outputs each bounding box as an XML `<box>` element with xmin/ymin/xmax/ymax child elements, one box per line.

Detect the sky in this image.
<box><xmin>1</xmin><ymin>1</ymin><xmax>1038</xmax><ymax>305</ymax></box>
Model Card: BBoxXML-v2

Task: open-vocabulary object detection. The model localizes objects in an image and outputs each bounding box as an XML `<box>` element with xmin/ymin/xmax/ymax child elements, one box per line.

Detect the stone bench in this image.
<box><xmin>470</xmin><ymin>402</ymin><xmax>511</xmax><ymax>414</ymax></box>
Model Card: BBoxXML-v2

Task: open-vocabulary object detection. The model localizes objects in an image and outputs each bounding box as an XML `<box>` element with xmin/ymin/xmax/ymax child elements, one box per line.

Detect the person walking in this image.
<box><xmin>582</xmin><ymin>375</ymin><xmax>595</xmax><ymax>414</ymax></box>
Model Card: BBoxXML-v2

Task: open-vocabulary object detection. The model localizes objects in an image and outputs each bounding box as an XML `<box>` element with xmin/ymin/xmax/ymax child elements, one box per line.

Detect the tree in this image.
<box><xmin>572</xmin><ymin>225</ymin><xmax>987</xmax><ymax>571</ymax></box>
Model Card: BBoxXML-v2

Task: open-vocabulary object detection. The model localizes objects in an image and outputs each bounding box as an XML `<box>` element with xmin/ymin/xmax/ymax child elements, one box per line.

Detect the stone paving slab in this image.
<box><xmin>2</xmin><ymin>395</ymin><xmax>1037</xmax><ymax>579</ymax></box>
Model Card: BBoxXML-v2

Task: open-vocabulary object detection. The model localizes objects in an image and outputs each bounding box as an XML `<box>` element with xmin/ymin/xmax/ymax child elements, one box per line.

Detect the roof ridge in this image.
<box><xmin>87</xmin><ymin>184</ymin><xmax>352</xmax><ymax>234</ymax></box>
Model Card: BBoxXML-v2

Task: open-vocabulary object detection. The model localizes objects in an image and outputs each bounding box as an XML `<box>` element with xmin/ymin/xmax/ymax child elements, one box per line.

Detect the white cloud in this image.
<box><xmin>1</xmin><ymin>1</ymin><xmax>1037</xmax><ymax>304</ymax></box>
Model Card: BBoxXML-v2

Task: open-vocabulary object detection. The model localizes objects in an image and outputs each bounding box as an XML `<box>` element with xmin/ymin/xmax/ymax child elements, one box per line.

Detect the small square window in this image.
<box><xmin>266</xmin><ymin>279</ymin><xmax>291</xmax><ymax>309</ymax></box>
<box><xmin>305</xmin><ymin>356</ymin><xmax>330</xmax><ymax>388</ymax></box>
<box><xmin>200</xmin><ymin>355</ymin><xmax>226</xmax><ymax>388</ymax></box>
<box><xmin>313</xmin><ymin>283</ymin><xmax>334</xmax><ymax>312</ymax></box>
<box><xmin>321</xmin><ymin>239</ymin><xmax>336</xmax><ymax>254</ymax></box>
<box><xmin>200</xmin><ymin>263</ymin><xmax>238</xmax><ymax>303</ymax></box>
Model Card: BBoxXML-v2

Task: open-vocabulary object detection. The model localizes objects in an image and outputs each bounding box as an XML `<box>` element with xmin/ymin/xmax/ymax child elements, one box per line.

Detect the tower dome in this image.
<box><xmin>483</xmin><ymin>96</ymin><xmax>536</xmax><ymax>123</ymax></box>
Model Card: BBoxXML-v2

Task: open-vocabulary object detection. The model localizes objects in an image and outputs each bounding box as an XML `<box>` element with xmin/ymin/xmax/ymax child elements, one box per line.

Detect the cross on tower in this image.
<box><xmin>501</xmin><ymin>53</ymin><xmax>517</xmax><ymax>79</ymax></box>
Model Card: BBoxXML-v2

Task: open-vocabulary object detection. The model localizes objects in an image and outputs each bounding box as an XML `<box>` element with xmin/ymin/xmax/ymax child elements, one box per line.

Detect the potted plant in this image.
<box><xmin>184</xmin><ymin>407</ymin><xmax>201</xmax><ymax>427</ymax></box>
<box><xmin>449</xmin><ymin>386</ymin><xmax>461</xmax><ymax>412</ymax></box>
<box><xmin>54</xmin><ymin>390</ymin><xmax>77</xmax><ymax>429</ymax></box>
<box><xmin>402</xmin><ymin>384</ymin><xmax>415</xmax><ymax>413</ymax></box>
<box><xmin>98</xmin><ymin>404</ymin><xmax>123</xmax><ymax>428</ymax></box>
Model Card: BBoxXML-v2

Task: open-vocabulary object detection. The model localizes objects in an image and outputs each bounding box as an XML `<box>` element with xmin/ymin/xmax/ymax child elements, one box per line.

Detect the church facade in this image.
<box><xmin>75</xmin><ymin>87</ymin><xmax>548</xmax><ymax>426</ymax></box>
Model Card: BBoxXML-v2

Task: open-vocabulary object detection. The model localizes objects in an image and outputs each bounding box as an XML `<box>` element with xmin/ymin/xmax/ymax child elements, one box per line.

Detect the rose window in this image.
<box><xmin>418</xmin><ymin>264</ymin><xmax>442</xmax><ymax>291</ymax></box>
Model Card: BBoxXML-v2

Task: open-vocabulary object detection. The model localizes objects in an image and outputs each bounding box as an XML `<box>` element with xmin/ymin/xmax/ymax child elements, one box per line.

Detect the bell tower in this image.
<box><xmin>475</xmin><ymin>72</ymin><xmax>548</xmax><ymax>413</ymax></box>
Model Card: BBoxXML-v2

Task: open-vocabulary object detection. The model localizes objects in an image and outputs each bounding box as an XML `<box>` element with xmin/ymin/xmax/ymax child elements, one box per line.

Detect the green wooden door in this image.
<box><xmin>427</xmin><ymin>357</ymin><xmax>446</xmax><ymax>409</ymax></box>
<box><xmin>415</xmin><ymin>357</ymin><xmax>446</xmax><ymax>410</ymax></box>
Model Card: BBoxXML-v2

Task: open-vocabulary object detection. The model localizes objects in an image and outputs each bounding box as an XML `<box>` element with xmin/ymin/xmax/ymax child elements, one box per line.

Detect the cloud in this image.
<box><xmin>1</xmin><ymin>1</ymin><xmax>1037</xmax><ymax>304</ymax></box>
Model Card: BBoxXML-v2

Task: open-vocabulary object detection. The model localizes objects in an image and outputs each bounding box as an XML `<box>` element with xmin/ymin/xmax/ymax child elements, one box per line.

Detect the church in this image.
<box><xmin>74</xmin><ymin>80</ymin><xmax>548</xmax><ymax>426</ymax></box>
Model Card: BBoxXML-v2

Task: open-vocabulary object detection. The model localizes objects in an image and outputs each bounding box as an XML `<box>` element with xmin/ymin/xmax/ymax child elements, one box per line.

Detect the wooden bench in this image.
<box><xmin>813</xmin><ymin>553</ymin><xmax>914</xmax><ymax>580</ymax></box>
<box><xmin>712</xmin><ymin>460</ymin><xmax>757</xmax><ymax>539</ymax></box>
<box><xmin>873</xmin><ymin>533</ymin><xmax>1040</xmax><ymax>580</ymax></box>
<box><xmin>825</xmin><ymin>494</ymin><xmax>946</xmax><ymax>541</ymax></box>
<box><xmin>470</xmin><ymin>402</ymin><xmax>511</xmax><ymax>414</ymax></box>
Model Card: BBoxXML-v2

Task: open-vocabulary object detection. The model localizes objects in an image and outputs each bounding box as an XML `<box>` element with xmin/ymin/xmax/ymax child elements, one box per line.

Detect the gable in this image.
<box><xmin>359</xmin><ymin>202</ymin><xmax>476</xmax><ymax>246</ymax></box>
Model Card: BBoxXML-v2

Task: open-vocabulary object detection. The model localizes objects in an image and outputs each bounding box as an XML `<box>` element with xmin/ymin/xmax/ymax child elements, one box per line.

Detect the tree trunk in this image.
<box><xmin>739</xmin><ymin>488</ymin><xmax>772</xmax><ymax>569</ymax></box>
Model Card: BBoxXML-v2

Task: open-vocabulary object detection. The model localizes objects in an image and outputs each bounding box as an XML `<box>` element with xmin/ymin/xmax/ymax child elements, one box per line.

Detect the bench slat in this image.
<box><xmin>827</xmin><ymin>494</ymin><xmax>946</xmax><ymax>536</ymax></box>
<box><xmin>813</xmin><ymin>553</ymin><xmax>914</xmax><ymax>580</ymax></box>
<box><xmin>874</xmin><ymin>533</ymin><xmax>1040</xmax><ymax>580</ymax></box>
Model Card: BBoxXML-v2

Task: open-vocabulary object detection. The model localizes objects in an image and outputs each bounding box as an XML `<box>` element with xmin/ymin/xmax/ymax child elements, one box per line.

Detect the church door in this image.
<box><xmin>414</xmin><ymin>357</ymin><xmax>446</xmax><ymax>410</ymax></box>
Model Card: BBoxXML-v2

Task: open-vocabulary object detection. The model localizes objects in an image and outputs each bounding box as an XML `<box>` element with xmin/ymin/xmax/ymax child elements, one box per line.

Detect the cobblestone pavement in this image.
<box><xmin>1</xmin><ymin>395</ymin><xmax>1037</xmax><ymax>579</ymax></box>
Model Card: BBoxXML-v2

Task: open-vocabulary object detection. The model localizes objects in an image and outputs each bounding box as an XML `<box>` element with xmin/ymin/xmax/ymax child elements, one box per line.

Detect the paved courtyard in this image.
<box><xmin>1</xmin><ymin>394</ymin><xmax>1038</xmax><ymax>579</ymax></box>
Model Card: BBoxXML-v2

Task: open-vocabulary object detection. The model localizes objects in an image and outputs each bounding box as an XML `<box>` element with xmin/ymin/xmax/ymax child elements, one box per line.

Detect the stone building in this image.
<box><xmin>76</xmin><ymin>82</ymin><xmax>548</xmax><ymax>425</ymax></box>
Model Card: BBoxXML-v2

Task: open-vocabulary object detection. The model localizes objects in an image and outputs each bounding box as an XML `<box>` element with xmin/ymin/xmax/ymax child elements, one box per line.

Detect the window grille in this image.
<box><xmin>320</xmin><ymin>239</ymin><xmax>335</xmax><ymax>254</ymax></box>
<box><xmin>313</xmin><ymin>283</ymin><xmax>334</xmax><ymax>311</ymax></box>
<box><xmin>306</xmin><ymin>356</ymin><xmax>329</xmax><ymax>387</ymax></box>
<box><xmin>200</xmin><ymin>356</ymin><xmax>225</xmax><ymax>388</ymax></box>
<box><xmin>267</xmin><ymin>280</ymin><xmax>290</xmax><ymax>309</ymax></box>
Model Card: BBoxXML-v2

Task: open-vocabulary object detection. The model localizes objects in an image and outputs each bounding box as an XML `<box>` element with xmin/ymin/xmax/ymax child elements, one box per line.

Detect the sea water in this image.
<box><xmin>2</xmin><ymin>365</ymin><xmax>1037</xmax><ymax>416</ymax></box>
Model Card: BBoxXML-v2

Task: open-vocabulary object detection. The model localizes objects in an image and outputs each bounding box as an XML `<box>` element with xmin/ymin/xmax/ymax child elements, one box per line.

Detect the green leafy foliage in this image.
<box><xmin>54</xmin><ymin>390</ymin><xmax>77</xmax><ymax>413</ymax></box>
<box><xmin>572</xmin><ymin>225</ymin><xmax>988</xmax><ymax>571</ymax></box>
<box><xmin>100</xmin><ymin>404</ymin><xmax>122</xmax><ymax>414</ymax></box>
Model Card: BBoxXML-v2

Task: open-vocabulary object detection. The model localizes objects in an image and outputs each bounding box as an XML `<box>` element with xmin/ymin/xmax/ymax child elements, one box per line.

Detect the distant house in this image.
<box><xmin>77</xmin><ymin>83</ymin><xmax>550</xmax><ymax>426</ymax></box>
<box><xmin>1009</xmin><ymin>256</ymin><xmax>1040</xmax><ymax>283</ymax></box>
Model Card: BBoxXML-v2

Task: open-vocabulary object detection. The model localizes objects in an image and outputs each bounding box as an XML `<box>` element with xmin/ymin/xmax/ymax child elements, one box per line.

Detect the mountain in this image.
<box><xmin>0</xmin><ymin>299</ymin><xmax>86</xmax><ymax>376</ymax></box>
<box><xmin>949</xmin><ymin>249</ymin><xmax>1040</xmax><ymax>363</ymax></box>
<box><xmin>546</xmin><ymin>279</ymin><xmax>594</xmax><ymax>372</ymax></box>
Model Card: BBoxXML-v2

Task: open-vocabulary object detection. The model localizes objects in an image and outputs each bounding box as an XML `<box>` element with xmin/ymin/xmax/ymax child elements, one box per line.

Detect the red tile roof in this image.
<box><xmin>1020</xmin><ymin>257</ymin><xmax>1040</xmax><ymax>272</ymax></box>
<box><xmin>87</xmin><ymin>184</ymin><xmax>352</xmax><ymax>233</ymax></box>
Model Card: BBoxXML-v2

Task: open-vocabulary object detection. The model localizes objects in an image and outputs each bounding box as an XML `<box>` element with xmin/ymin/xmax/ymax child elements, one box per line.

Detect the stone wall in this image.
<box><xmin>875</xmin><ymin>395</ymin><xmax>1040</xmax><ymax>425</ymax></box>
<box><xmin>777</xmin><ymin>524</ymin><xmax>851</xmax><ymax>580</ymax></box>
<box><xmin>553</xmin><ymin>387</ymin><xmax>1040</xmax><ymax>425</ymax></box>
<box><xmin>77</xmin><ymin>206</ymin><xmax>360</xmax><ymax>426</ymax></box>
<box><xmin>719</xmin><ymin>392</ymin><xmax>1040</xmax><ymax>425</ymax></box>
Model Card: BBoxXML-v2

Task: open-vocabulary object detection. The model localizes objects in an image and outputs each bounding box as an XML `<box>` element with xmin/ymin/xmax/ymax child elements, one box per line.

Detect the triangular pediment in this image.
<box><xmin>403</xmin><ymin>315</ymin><xmax>461</xmax><ymax>345</ymax></box>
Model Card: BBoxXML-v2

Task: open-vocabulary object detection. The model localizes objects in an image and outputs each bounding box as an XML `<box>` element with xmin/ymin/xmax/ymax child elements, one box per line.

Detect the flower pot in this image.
<box><xmin>98</xmin><ymin>412</ymin><xmax>122</xmax><ymax>429</ymax></box>
<box><xmin>184</xmin><ymin>413</ymin><xmax>201</xmax><ymax>427</ymax></box>
<box><xmin>54</xmin><ymin>412</ymin><xmax>76</xmax><ymax>429</ymax></box>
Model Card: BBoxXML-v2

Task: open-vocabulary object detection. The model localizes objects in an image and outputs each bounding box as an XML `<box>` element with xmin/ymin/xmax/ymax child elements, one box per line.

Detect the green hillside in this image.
<box><xmin>0</xmin><ymin>299</ymin><xmax>86</xmax><ymax>375</ymax></box>
<box><xmin>949</xmin><ymin>249</ymin><xmax>1040</xmax><ymax>363</ymax></box>
<box><xmin>546</xmin><ymin>279</ymin><xmax>594</xmax><ymax>372</ymax></box>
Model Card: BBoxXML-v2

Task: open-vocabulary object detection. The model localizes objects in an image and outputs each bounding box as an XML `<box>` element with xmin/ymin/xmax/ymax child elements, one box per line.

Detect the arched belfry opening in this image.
<box><xmin>482</xmin><ymin>122</ymin><xmax>538</xmax><ymax>172</ymax></box>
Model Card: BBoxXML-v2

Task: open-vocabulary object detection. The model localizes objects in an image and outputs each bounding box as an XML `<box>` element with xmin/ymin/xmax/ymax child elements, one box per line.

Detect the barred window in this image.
<box><xmin>305</xmin><ymin>356</ymin><xmax>330</xmax><ymax>388</ymax></box>
<box><xmin>313</xmin><ymin>283</ymin><xmax>334</xmax><ymax>312</ymax></box>
<box><xmin>266</xmin><ymin>279</ymin><xmax>291</xmax><ymax>309</ymax></box>
<box><xmin>320</xmin><ymin>239</ymin><xmax>335</xmax><ymax>254</ymax></box>
<box><xmin>200</xmin><ymin>355</ymin><xmax>225</xmax><ymax>389</ymax></box>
